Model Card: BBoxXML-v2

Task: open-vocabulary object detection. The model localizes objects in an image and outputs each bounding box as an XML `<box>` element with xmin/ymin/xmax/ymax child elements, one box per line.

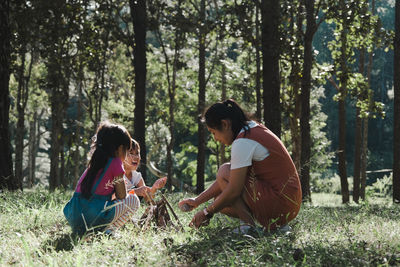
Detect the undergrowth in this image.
<box><xmin>0</xmin><ymin>188</ymin><xmax>399</xmax><ymax>266</ymax></box>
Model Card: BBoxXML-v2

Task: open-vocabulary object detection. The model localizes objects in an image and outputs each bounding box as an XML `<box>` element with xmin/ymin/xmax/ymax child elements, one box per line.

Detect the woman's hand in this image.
<box><xmin>178</xmin><ymin>198</ymin><xmax>198</xmax><ymax>212</ymax></box>
<box><xmin>189</xmin><ymin>209</ymin><xmax>210</xmax><ymax>228</ymax></box>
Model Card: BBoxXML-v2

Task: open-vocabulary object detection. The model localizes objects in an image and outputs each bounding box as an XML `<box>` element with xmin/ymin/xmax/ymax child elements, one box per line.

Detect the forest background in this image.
<box><xmin>0</xmin><ymin>0</ymin><xmax>399</xmax><ymax>204</ymax></box>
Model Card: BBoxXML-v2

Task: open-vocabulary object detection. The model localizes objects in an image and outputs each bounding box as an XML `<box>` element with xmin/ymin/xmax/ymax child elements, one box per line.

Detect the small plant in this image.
<box><xmin>366</xmin><ymin>173</ymin><xmax>393</xmax><ymax>198</ymax></box>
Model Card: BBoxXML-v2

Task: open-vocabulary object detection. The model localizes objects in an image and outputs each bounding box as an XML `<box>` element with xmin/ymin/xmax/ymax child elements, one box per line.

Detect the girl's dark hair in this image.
<box><xmin>81</xmin><ymin>121</ymin><xmax>132</xmax><ymax>199</ymax></box>
<box><xmin>204</xmin><ymin>99</ymin><xmax>250</xmax><ymax>138</ymax></box>
<box><xmin>131</xmin><ymin>138</ymin><xmax>140</xmax><ymax>153</ymax></box>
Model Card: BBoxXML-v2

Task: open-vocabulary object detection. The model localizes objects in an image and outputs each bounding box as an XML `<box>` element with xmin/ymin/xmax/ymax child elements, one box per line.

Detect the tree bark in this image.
<box><xmin>196</xmin><ymin>0</ymin><xmax>206</xmax><ymax>194</ymax></box>
<box><xmin>300</xmin><ymin>0</ymin><xmax>317</xmax><ymax>202</ymax></box>
<box><xmin>261</xmin><ymin>0</ymin><xmax>281</xmax><ymax>137</ymax></box>
<box><xmin>353</xmin><ymin>49</ymin><xmax>365</xmax><ymax>203</ymax></box>
<box><xmin>131</xmin><ymin>0</ymin><xmax>147</xmax><ymax>181</ymax></box>
<box><xmin>255</xmin><ymin>4</ymin><xmax>262</xmax><ymax>121</ymax></box>
<box><xmin>337</xmin><ymin>0</ymin><xmax>350</xmax><ymax>203</ymax></box>
<box><xmin>219</xmin><ymin>63</ymin><xmax>227</xmax><ymax>166</ymax></box>
<box><xmin>393</xmin><ymin>0</ymin><xmax>400</xmax><ymax>203</ymax></box>
<box><xmin>27</xmin><ymin>111</ymin><xmax>38</xmax><ymax>188</ymax></box>
<box><xmin>0</xmin><ymin>0</ymin><xmax>17</xmax><ymax>190</ymax></box>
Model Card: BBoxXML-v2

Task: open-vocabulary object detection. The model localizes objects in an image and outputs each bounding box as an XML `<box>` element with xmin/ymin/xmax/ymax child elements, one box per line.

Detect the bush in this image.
<box><xmin>366</xmin><ymin>173</ymin><xmax>393</xmax><ymax>198</ymax></box>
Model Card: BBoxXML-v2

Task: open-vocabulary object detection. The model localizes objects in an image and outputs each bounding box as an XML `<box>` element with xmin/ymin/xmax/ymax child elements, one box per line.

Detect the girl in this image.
<box><xmin>123</xmin><ymin>139</ymin><xmax>167</xmax><ymax>200</ymax></box>
<box><xmin>63</xmin><ymin>121</ymin><xmax>140</xmax><ymax>235</ymax></box>
<box><xmin>179</xmin><ymin>99</ymin><xmax>302</xmax><ymax>233</ymax></box>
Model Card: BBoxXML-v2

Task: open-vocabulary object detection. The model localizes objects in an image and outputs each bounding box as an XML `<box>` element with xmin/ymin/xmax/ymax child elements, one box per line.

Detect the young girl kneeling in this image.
<box><xmin>64</xmin><ymin>121</ymin><xmax>140</xmax><ymax>235</ymax></box>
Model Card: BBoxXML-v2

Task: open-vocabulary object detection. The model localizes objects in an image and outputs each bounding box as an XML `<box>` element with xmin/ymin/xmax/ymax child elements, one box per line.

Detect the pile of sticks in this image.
<box><xmin>139</xmin><ymin>193</ymin><xmax>183</xmax><ymax>231</ymax></box>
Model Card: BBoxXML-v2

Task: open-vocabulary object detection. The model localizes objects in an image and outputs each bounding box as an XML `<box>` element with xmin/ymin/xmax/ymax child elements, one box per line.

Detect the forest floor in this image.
<box><xmin>0</xmin><ymin>188</ymin><xmax>399</xmax><ymax>266</ymax></box>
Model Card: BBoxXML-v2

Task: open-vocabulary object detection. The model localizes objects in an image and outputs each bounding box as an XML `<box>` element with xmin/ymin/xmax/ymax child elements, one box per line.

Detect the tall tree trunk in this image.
<box><xmin>353</xmin><ymin>49</ymin><xmax>365</xmax><ymax>203</ymax></box>
<box><xmin>72</xmin><ymin>67</ymin><xmax>84</xmax><ymax>189</ymax></box>
<box><xmin>0</xmin><ymin>0</ymin><xmax>16</xmax><ymax>190</ymax></box>
<box><xmin>393</xmin><ymin>0</ymin><xmax>400</xmax><ymax>203</ymax></box>
<box><xmin>196</xmin><ymin>0</ymin><xmax>206</xmax><ymax>194</ymax></box>
<box><xmin>300</xmin><ymin>0</ymin><xmax>317</xmax><ymax>202</ymax></box>
<box><xmin>255</xmin><ymin>4</ymin><xmax>262</xmax><ymax>121</ymax></box>
<box><xmin>289</xmin><ymin>1</ymin><xmax>303</xmax><ymax>173</ymax></box>
<box><xmin>28</xmin><ymin>111</ymin><xmax>38</xmax><ymax>188</ymax></box>
<box><xmin>360</xmin><ymin>0</ymin><xmax>375</xmax><ymax>201</ymax></box>
<box><xmin>15</xmin><ymin>48</ymin><xmax>27</xmax><ymax>188</ymax></box>
<box><xmin>49</xmin><ymin>66</ymin><xmax>63</xmax><ymax>191</ymax></box>
<box><xmin>261</xmin><ymin>0</ymin><xmax>281</xmax><ymax>137</ymax></box>
<box><xmin>219</xmin><ymin>63</ymin><xmax>227</xmax><ymax>166</ymax></box>
<box><xmin>131</xmin><ymin>0</ymin><xmax>147</xmax><ymax>181</ymax></box>
<box><xmin>15</xmin><ymin>47</ymin><xmax>33</xmax><ymax>188</ymax></box>
<box><xmin>337</xmin><ymin>1</ymin><xmax>350</xmax><ymax>203</ymax></box>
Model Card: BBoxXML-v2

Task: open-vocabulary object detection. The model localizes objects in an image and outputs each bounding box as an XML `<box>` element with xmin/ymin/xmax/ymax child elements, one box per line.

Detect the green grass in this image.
<box><xmin>1</xmin><ymin>189</ymin><xmax>400</xmax><ymax>266</ymax></box>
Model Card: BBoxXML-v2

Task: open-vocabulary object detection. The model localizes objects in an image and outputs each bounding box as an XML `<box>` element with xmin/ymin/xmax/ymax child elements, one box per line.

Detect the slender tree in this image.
<box><xmin>196</xmin><ymin>0</ymin><xmax>206</xmax><ymax>194</ymax></box>
<box><xmin>0</xmin><ymin>0</ymin><xmax>17</xmax><ymax>190</ymax></box>
<box><xmin>393</xmin><ymin>0</ymin><xmax>400</xmax><ymax>203</ymax></box>
<box><xmin>261</xmin><ymin>0</ymin><xmax>281</xmax><ymax>137</ymax></box>
<box><xmin>300</xmin><ymin>0</ymin><xmax>319</xmax><ymax>202</ymax></box>
<box><xmin>131</xmin><ymin>0</ymin><xmax>147</xmax><ymax>181</ymax></box>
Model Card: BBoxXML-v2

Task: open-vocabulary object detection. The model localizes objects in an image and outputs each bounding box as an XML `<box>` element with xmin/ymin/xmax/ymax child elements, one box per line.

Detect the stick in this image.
<box><xmin>145</xmin><ymin>191</ymin><xmax>156</xmax><ymax>206</ymax></box>
<box><xmin>161</xmin><ymin>193</ymin><xmax>184</xmax><ymax>229</ymax></box>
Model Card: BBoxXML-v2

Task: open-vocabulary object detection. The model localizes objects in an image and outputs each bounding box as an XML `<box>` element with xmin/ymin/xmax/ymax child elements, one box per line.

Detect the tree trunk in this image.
<box><xmin>72</xmin><ymin>66</ymin><xmax>84</xmax><ymax>189</ymax></box>
<box><xmin>15</xmin><ymin>48</ymin><xmax>27</xmax><ymax>188</ymax></box>
<box><xmin>393</xmin><ymin>0</ymin><xmax>400</xmax><ymax>203</ymax></box>
<box><xmin>289</xmin><ymin>1</ymin><xmax>303</xmax><ymax>174</ymax></box>
<box><xmin>27</xmin><ymin>111</ymin><xmax>38</xmax><ymax>188</ymax></box>
<box><xmin>0</xmin><ymin>0</ymin><xmax>17</xmax><ymax>190</ymax></box>
<box><xmin>261</xmin><ymin>0</ymin><xmax>281</xmax><ymax>137</ymax></box>
<box><xmin>353</xmin><ymin>49</ymin><xmax>365</xmax><ymax>203</ymax></box>
<box><xmin>360</xmin><ymin>110</ymin><xmax>369</xmax><ymax>200</ymax></box>
<box><xmin>300</xmin><ymin>0</ymin><xmax>316</xmax><ymax>202</ymax></box>
<box><xmin>393</xmin><ymin>1</ymin><xmax>400</xmax><ymax>203</ymax></box>
<box><xmin>131</xmin><ymin>0</ymin><xmax>147</xmax><ymax>182</ymax></box>
<box><xmin>196</xmin><ymin>0</ymin><xmax>206</xmax><ymax>194</ymax></box>
<box><xmin>255</xmin><ymin>4</ymin><xmax>262</xmax><ymax>121</ymax></box>
<box><xmin>219</xmin><ymin>63</ymin><xmax>227</xmax><ymax>166</ymax></box>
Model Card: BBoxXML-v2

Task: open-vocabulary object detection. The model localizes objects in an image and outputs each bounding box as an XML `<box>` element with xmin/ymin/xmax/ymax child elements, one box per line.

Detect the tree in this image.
<box><xmin>11</xmin><ymin>0</ymin><xmax>37</xmax><ymax>189</ymax></box>
<box><xmin>131</xmin><ymin>0</ymin><xmax>147</xmax><ymax>181</ymax></box>
<box><xmin>394</xmin><ymin>0</ymin><xmax>400</xmax><ymax>203</ymax></box>
<box><xmin>300</xmin><ymin>0</ymin><xmax>320</xmax><ymax>202</ymax></box>
<box><xmin>154</xmin><ymin>0</ymin><xmax>186</xmax><ymax>190</ymax></box>
<box><xmin>261</xmin><ymin>0</ymin><xmax>281</xmax><ymax>137</ymax></box>
<box><xmin>0</xmin><ymin>0</ymin><xmax>17</xmax><ymax>190</ymax></box>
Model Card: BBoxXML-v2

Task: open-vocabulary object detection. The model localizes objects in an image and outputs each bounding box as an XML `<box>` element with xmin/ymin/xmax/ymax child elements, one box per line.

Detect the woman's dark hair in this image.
<box><xmin>81</xmin><ymin>121</ymin><xmax>132</xmax><ymax>199</ymax></box>
<box><xmin>204</xmin><ymin>99</ymin><xmax>250</xmax><ymax>138</ymax></box>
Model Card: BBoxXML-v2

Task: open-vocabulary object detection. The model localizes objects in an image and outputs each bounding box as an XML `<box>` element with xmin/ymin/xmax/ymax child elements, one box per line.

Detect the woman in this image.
<box><xmin>179</xmin><ymin>99</ymin><xmax>302</xmax><ymax>233</ymax></box>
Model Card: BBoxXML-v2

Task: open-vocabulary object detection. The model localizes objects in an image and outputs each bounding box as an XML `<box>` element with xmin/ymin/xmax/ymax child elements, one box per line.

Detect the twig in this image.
<box><xmin>161</xmin><ymin>194</ymin><xmax>184</xmax><ymax>230</ymax></box>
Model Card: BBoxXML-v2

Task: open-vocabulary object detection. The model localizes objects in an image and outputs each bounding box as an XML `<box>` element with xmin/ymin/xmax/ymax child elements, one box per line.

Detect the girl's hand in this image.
<box><xmin>152</xmin><ymin>176</ymin><xmax>167</xmax><ymax>191</ymax></box>
<box><xmin>189</xmin><ymin>209</ymin><xmax>210</xmax><ymax>229</ymax></box>
<box><xmin>178</xmin><ymin>198</ymin><xmax>198</xmax><ymax>212</ymax></box>
<box><xmin>134</xmin><ymin>186</ymin><xmax>151</xmax><ymax>197</ymax></box>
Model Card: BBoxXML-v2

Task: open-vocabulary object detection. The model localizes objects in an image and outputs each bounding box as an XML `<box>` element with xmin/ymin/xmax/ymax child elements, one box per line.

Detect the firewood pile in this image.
<box><xmin>139</xmin><ymin>193</ymin><xmax>183</xmax><ymax>231</ymax></box>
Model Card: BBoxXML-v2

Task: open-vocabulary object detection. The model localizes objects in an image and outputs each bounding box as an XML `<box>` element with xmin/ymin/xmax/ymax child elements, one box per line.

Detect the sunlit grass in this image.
<box><xmin>0</xmin><ymin>189</ymin><xmax>399</xmax><ymax>266</ymax></box>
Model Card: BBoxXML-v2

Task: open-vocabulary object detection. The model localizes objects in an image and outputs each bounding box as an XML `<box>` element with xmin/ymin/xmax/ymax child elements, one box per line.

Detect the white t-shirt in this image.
<box><xmin>124</xmin><ymin>170</ymin><xmax>142</xmax><ymax>189</ymax></box>
<box><xmin>230</xmin><ymin>121</ymin><xmax>270</xmax><ymax>170</ymax></box>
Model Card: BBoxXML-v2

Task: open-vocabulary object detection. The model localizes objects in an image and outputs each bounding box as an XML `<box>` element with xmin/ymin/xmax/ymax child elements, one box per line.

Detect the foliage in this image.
<box><xmin>366</xmin><ymin>173</ymin><xmax>393</xmax><ymax>198</ymax></box>
<box><xmin>1</xmin><ymin>189</ymin><xmax>400</xmax><ymax>266</ymax></box>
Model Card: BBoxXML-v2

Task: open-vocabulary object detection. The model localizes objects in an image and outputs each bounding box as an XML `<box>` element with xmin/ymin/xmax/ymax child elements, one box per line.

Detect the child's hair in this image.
<box><xmin>131</xmin><ymin>138</ymin><xmax>140</xmax><ymax>153</ymax></box>
<box><xmin>81</xmin><ymin>121</ymin><xmax>132</xmax><ymax>198</ymax></box>
<box><xmin>203</xmin><ymin>99</ymin><xmax>250</xmax><ymax>138</ymax></box>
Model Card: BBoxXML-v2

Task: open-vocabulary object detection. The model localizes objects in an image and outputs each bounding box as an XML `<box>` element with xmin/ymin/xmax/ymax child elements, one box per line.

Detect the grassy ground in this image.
<box><xmin>0</xmin><ymin>188</ymin><xmax>399</xmax><ymax>266</ymax></box>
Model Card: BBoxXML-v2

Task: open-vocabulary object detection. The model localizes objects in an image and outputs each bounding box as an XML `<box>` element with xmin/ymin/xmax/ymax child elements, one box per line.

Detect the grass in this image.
<box><xmin>1</xmin><ymin>188</ymin><xmax>400</xmax><ymax>266</ymax></box>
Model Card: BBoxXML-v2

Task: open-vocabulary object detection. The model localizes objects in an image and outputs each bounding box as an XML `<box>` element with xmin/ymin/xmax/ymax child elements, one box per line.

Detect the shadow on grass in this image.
<box><xmin>41</xmin><ymin>233</ymin><xmax>76</xmax><ymax>252</ymax></box>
